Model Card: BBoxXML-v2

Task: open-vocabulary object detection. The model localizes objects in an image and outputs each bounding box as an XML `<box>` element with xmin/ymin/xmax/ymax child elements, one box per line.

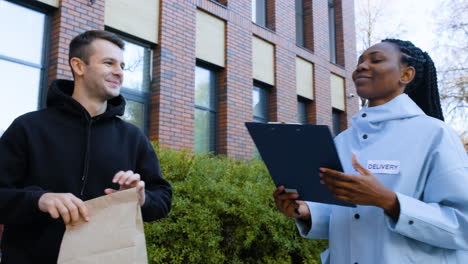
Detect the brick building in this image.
<box><xmin>0</xmin><ymin>0</ymin><xmax>358</xmax><ymax>159</ymax></box>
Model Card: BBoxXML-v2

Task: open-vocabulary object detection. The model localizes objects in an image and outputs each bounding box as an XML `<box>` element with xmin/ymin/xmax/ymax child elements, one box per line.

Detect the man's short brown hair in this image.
<box><xmin>69</xmin><ymin>30</ymin><xmax>125</xmax><ymax>66</ymax></box>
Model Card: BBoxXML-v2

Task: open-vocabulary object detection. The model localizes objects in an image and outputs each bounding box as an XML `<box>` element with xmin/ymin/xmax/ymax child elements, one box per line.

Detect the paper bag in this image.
<box><xmin>57</xmin><ymin>188</ymin><xmax>148</xmax><ymax>264</ymax></box>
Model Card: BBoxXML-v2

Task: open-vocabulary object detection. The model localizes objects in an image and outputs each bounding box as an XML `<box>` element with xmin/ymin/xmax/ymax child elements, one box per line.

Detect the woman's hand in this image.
<box><xmin>273</xmin><ymin>185</ymin><xmax>310</xmax><ymax>221</ymax></box>
<box><xmin>320</xmin><ymin>154</ymin><xmax>400</xmax><ymax>220</ymax></box>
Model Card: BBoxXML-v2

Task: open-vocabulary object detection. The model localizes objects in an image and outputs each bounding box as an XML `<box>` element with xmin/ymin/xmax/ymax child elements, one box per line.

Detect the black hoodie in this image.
<box><xmin>0</xmin><ymin>80</ymin><xmax>172</xmax><ymax>263</ymax></box>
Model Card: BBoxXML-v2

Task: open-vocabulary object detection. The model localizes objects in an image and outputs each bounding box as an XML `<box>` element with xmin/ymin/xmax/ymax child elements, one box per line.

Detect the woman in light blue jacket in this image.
<box><xmin>274</xmin><ymin>39</ymin><xmax>468</xmax><ymax>264</ymax></box>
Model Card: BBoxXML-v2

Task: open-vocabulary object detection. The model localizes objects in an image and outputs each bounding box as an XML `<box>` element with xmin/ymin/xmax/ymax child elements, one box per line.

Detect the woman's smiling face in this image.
<box><xmin>352</xmin><ymin>42</ymin><xmax>412</xmax><ymax>106</ymax></box>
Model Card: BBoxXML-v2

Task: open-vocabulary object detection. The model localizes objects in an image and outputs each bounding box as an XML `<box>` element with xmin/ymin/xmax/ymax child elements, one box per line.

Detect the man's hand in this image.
<box><xmin>38</xmin><ymin>193</ymin><xmax>89</xmax><ymax>225</ymax></box>
<box><xmin>105</xmin><ymin>170</ymin><xmax>146</xmax><ymax>206</ymax></box>
<box><xmin>273</xmin><ymin>185</ymin><xmax>310</xmax><ymax>220</ymax></box>
<box><xmin>320</xmin><ymin>154</ymin><xmax>400</xmax><ymax>220</ymax></box>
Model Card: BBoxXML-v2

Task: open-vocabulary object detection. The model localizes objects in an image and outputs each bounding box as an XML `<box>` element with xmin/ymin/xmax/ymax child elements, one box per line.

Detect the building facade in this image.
<box><xmin>0</xmin><ymin>0</ymin><xmax>358</xmax><ymax>159</ymax></box>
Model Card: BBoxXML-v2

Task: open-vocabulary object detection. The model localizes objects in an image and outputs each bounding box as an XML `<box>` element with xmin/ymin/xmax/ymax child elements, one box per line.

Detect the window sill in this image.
<box><xmin>252</xmin><ymin>22</ymin><xmax>276</xmax><ymax>34</ymax></box>
<box><xmin>296</xmin><ymin>44</ymin><xmax>315</xmax><ymax>55</ymax></box>
<box><xmin>329</xmin><ymin>61</ymin><xmax>346</xmax><ymax>70</ymax></box>
<box><xmin>208</xmin><ymin>0</ymin><xmax>227</xmax><ymax>9</ymax></box>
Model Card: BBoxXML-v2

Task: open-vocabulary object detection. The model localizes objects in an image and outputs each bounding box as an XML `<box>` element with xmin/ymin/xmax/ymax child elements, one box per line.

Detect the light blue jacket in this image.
<box><xmin>297</xmin><ymin>94</ymin><xmax>468</xmax><ymax>264</ymax></box>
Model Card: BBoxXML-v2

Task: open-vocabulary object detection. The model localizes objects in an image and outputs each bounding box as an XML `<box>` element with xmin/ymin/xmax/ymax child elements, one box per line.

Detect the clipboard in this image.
<box><xmin>245</xmin><ymin>122</ymin><xmax>355</xmax><ymax>207</ymax></box>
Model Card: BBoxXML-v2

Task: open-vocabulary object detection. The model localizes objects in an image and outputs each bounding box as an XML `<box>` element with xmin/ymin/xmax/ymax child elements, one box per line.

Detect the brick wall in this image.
<box><xmin>149</xmin><ymin>1</ymin><xmax>197</xmax><ymax>150</ymax></box>
<box><xmin>221</xmin><ymin>20</ymin><xmax>255</xmax><ymax>158</ymax></box>
<box><xmin>40</xmin><ymin>0</ymin><xmax>357</xmax><ymax>159</ymax></box>
<box><xmin>341</xmin><ymin>0</ymin><xmax>359</xmax><ymax>126</ymax></box>
<box><xmin>48</xmin><ymin>0</ymin><xmax>105</xmax><ymax>84</ymax></box>
<box><xmin>273</xmin><ymin>0</ymin><xmax>298</xmax><ymax>123</ymax></box>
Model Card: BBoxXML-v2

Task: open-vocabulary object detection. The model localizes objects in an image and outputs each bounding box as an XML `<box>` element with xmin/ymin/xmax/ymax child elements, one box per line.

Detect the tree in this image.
<box><xmin>355</xmin><ymin>0</ymin><xmax>407</xmax><ymax>55</ymax></box>
<box><xmin>434</xmin><ymin>0</ymin><xmax>467</xmax><ymax>142</ymax></box>
<box><xmin>354</xmin><ymin>0</ymin><xmax>406</xmax><ymax>106</ymax></box>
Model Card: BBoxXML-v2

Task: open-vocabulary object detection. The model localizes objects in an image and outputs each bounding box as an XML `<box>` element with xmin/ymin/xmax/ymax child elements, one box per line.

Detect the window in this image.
<box><xmin>332</xmin><ymin>109</ymin><xmax>343</xmax><ymax>137</ymax></box>
<box><xmin>252</xmin><ymin>0</ymin><xmax>275</xmax><ymax>30</ymax></box>
<box><xmin>328</xmin><ymin>0</ymin><xmax>337</xmax><ymax>63</ymax></box>
<box><xmin>297</xmin><ymin>97</ymin><xmax>309</xmax><ymax>124</ymax></box>
<box><xmin>296</xmin><ymin>0</ymin><xmax>313</xmax><ymax>50</ymax></box>
<box><xmin>194</xmin><ymin>66</ymin><xmax>217</xmax><ymax>154</ymax></box>
<box><xmin>253</xmin><ymin>85</ymin><xmax>269</xmax><ymax>123</ymax></box>
<box><xmin>212</xmin><ymin>0</ymin><xmax>227</xmax><ymax>5</ymax></box>
<box><xmin>295</xmin><ymin>0</ymin><xmax>304</xmax><ymax>46</ymax></box>
<box><xmin>252</xmin><ymin>0</ymin><xmax>266</xmax><ymax>27</ymax></box>
<box><xmin>0</xmin><ymin>0</ymin><xmax>48</xmax><ymax>133</ymax></box>
<box><xmin>252</xmin><ymin>0</ymin><xmax>276</xmax><ymax>31</ymax></box>
<box><xmin>253</xmin><ymin>84</ymin><xmax>269</xmax><ymax>158</ymax></box>
<box><xmin>118</xmin><ymin>37</ymin><xmax>152</xmax><ymax>133</ymax></box>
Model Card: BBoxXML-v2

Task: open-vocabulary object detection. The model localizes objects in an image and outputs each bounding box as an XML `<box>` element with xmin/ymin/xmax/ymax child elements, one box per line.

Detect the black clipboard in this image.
<box><xmin>246</xmin><ymin>122</ymin><xmax>355</xmax><ymax>207</ymax></box>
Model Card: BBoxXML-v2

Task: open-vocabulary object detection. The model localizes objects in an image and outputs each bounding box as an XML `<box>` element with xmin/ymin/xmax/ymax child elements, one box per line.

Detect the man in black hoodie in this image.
<box><xmin>0</xmin><ymin>30</ymin><xmax>172</xmax><ymax>263</ymax></box>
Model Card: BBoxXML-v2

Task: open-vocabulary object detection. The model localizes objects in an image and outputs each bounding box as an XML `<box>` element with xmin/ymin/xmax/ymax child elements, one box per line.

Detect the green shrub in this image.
<box><xmin>145</xmin><ymin>145</ymin><xmax>328</xmax><ymax>264</ymax></box>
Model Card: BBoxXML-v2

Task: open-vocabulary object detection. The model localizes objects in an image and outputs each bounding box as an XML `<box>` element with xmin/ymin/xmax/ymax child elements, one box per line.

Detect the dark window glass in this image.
<box><xmin>0</xmin><ymin>0</ymin><xmax>46</xmax><ymax>132</ymax></box>
<box><xmin>213</xmin><ymin>0</ymin><xmax>227</xmax><ymax>5</ymax></box>
<box><xmin>328</xmin><ymin>0</ymin><xmax>337</xmax><ymax>63</ymax></box>
<box><xmin>295</xmin><ymin>0</ymin><xmax>304</xmax><ymax>46</ymax></box>
<box><xmin>332</xmin><ymin>109</ymin><xmax>342</xmax><ymax>137</ymax></box>
<box><xmin>297</xmin><ymin>99</ymin><xmax>308</xmax><ymax>124</ymax></box>
<box><xmin>194</xmin><ymin>66</ymin><xmax>217</xmax><ymax>154</ymax></box>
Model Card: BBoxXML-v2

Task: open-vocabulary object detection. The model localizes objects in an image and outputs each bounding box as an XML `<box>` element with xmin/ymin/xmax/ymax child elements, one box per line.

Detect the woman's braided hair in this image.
<box><xmin>382</xmin><ymin>39</ymin><xmax>444</xmax><ymax>121</ymax></box>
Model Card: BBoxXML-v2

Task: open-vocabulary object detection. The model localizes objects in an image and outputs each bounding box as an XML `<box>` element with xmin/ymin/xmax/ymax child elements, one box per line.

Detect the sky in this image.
<box><xmin>355</xmin><ymin>0</ymin><xmax>439</xmax><ymax>57</ymax></box>
<box><xmin>390</xmin><ymin>1</ymin><xmax>439</xmax><ymax>53</ymax></box>
<box><xmin>354</xmin><ymin>0</ymin><xmax>467</xmax><ymax>135</ymax></box>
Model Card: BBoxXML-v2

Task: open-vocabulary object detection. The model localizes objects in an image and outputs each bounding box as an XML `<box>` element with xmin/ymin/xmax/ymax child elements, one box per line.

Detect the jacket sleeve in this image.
<box><xmin>0</xmin><ymin>119</ymin><xmax>48</xmax><ymax>225</ymax></box>
<box><xmin>296</xmin><ymin>202</ymin><xmax>331</xmax><ymax>239</ymax></box>
<box><xmin>136</xmin><ymin>136</ymin><xmax>172</xmax><ymax>222</ymax></box>
<box><xmin>385</xmin><ymin>128</ymin><xmax>468</xmax><ymax>250</ymax></box>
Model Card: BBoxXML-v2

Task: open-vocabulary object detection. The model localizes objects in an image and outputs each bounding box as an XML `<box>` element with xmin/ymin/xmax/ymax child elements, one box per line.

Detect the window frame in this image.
<box><xmin>253</xmin><ymin>82</ymin><xmax>270</xmax><ymax>123</ymax></box>
<box><xmin>107</xmin><ymin>30</ymin><xmax>153</xmax><ymax>134</ymax></box>
<box><xmin>252</xmin><ymin>81</ymin><xmax>271</xmax><ymax>159</ymax></box>
<box><xmin>0</xmin><ymin>0</ymin><xmax>51</xmax><ymax>110</ymax></box>
<box><xmin>194</xmin><ymin>62</ymin><xmax>219</xmax><ymax>154</ymax></box>
<box><xmin>297</xmin><ymin>96</ymin><xmax>310</xmax><ymax>124</ymax></box>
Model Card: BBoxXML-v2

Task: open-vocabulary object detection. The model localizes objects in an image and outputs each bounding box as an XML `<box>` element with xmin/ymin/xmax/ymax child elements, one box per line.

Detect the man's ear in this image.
<box><xmin>400</xmin><ymin>65</ymin><xmax>415</xmax><ymax>86</ymax></box>
<box><xmin>70</xmin><ymin>57</ymin><xmax>85</xmax><ymax>77</ymax></box>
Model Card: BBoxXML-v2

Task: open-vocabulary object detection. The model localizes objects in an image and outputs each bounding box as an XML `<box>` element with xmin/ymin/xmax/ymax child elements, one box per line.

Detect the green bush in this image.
<box><xmin>145</xmin><ymin>144</ymin><xmax>328</xmax><ymax>264</ymax></box>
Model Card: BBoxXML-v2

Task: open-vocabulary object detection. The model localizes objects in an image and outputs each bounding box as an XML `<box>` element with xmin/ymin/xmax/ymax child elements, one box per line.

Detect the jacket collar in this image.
<box><xmin>349</xmin><ymin>94</ymin><xmax>426</xmax><ymax>143</ymax></box>
<box><xmin>46</xmin><ymin>79</ymin><xmax>126</xmax><ymax>120</ymax></box>
<box><xmin>353</xmin><ymin>93</ymin><xmax>425</xmax><ymax>125</ymax></box>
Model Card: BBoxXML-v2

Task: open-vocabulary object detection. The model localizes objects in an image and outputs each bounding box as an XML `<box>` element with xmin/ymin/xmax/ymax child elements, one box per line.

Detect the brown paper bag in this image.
<box><xmin>57</xmin><ymin>188</ymin><xmax>148</xmax><ymax>264</ymax></box>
